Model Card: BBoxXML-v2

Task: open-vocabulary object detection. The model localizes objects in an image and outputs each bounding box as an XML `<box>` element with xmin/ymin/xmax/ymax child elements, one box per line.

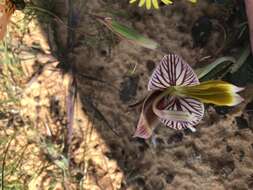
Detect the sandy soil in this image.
<box><xmin>1</xmin><ymin>0</ymin><xmax>253</xmax><ymax>189</ymax></box>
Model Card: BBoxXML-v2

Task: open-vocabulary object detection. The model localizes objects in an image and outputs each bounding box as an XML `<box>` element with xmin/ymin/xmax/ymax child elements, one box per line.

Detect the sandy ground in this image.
<box><xmin>1</xmin><ymin>0</ymin><xmax>253</xmax><ymax>189</ymax></box>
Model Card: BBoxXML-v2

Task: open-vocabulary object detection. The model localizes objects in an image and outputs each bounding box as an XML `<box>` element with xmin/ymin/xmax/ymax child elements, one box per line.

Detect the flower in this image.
<box><xmin>134</xmin><ymin>54</ymin><xmax>244</xmax><ymax>139</ymax></box>
<box><xmin>129</xmin><ymin>0</ymin><xmax>197</xmax><ymax>10</ymax></box>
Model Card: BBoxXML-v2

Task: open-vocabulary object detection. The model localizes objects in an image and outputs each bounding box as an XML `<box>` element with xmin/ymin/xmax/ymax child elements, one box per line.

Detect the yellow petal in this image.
<box><xmin>146</xmin><ymin>0</ymin><xmax>152</xmax><ymax>9</ymax></box>
<box><xmin>152</xmin><ymin>0</ymin><xmax>159</xmax><ymax>9</ymax></box>
<box><xmin>175</xmin><ymin>80</ymin><xmax>244</xmax><ymax>106</ymax></box>
<box><xmin>188</xmin><ymin>0</ymin><xmax>197</xmax><ymax>3</ymax></box>
<box><xmin>129</xmin><ymin>0</ymin><xmax>173</xmax><ymax>9</ymax></box>
<box><xmin>138</xmin><ymin>0</ymin><xmax>146</xmax><ymax>7</ymax></box>
<box><xmin>161</xmin><ymin>0</ymin><xmax>173</xmax><ymax>5</ymax></box>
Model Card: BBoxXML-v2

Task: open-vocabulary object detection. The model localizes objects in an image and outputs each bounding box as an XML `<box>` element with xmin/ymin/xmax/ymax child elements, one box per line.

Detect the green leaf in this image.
<box><xmin>225</xmin><ymin>54</ymin><xmax>253</xmax><ymax>85</ymax></box>
<box><xmin>53</xmin><ymin>155</ymin><xmax>69</xmax><ymax>171</ymax></box>
<box><xmin>231</xmin><ymin>45</ymin><xmax>251</xmax><ymax>73</ymax></box>
<box><xmin>195</xmin><ymin>56</ymin><xmax>236</xmax><ymax>81</ymax></box>
<box><xmin>97</xmin><ymin>16</ymin><xmax>158</xmax><ymax>50</ymax></box>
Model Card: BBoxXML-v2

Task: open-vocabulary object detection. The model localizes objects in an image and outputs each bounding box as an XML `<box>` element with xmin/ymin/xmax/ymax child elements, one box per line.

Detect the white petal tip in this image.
<box><xmin>233</xmin><ymin>86</ymin><xmax>244</xmax><ymax>93</ymax></box>
<box><xmin>187</xmin><ymin>126</ymin><xmax>196</xmax><ymax>132</ymax></box>
<box><xmin>151</xmin><ymin>135</ymin><xmax>158</xmax><ymax>147</ymax></box>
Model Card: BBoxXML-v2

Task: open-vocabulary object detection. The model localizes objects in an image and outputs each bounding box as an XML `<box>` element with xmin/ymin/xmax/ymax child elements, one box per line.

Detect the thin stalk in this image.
<box><xmin>1</xmin><ymin>135</ymin><xmax>15</xmax><ymax>190</ymax></box>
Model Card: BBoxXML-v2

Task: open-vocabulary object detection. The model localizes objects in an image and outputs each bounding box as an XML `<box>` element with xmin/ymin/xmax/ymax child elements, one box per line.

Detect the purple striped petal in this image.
<box><xmin>154</xmin><ymin>95</ymin><xmax>204</xmax><ymax>131</ymax></box>
<box><xmin>148</xmin><ymin>54</ymin><xmax>199</xmax><ymax>91</ymax></box>
<box><xmin>134</xmin><ymin>113</ymin><xmax>154</xmax><ymax>139</ymax></box>
<box><xmin>134</xmin><ymin>91</ymin><xmax>161</xmax><ymax>139</ymax></box>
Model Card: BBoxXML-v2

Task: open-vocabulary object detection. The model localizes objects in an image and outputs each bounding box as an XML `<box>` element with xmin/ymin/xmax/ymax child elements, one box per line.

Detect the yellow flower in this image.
<box><xmin>174</xmin><ymin>80</ymin><xmax>244</xmax><ymax>106</ymax></box>
<box><xmin>129</xmin><ymin>0</ymin><xmax>197</xmax><ymax>10</ymax></box>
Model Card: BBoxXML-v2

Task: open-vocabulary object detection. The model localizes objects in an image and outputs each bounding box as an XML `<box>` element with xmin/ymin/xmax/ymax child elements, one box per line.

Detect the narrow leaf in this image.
<box><xmin>231</xmin><ymin>45</ymin><xmax>251</xmax><ymax>73</ymax></box>
<box><xmin>195</xmin><ymin>56</ymin><xmax>236</xmax><ymax>80</ymax></box>
<box><xmin>97</xmin><ymin>16</ymin><xmax>158</xmax><ymax>50</ymax></box>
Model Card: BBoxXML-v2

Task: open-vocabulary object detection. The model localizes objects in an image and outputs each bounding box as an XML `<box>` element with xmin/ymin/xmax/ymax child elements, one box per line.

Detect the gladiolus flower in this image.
<box><xmin>129</xmin><ymin>0</ymin><xmax>197</xmax><ymax>10</ymax></box>
<box><xmin>134</xmin><ymin>54</ymin><xmax>244</xmax><ymax>139</ymax></box>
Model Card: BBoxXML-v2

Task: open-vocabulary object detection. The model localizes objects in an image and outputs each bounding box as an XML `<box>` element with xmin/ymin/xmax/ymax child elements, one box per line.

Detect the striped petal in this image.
<box><xmin>175</xmin><ymin>80</ymin><xmax>244</xmax><ymax>106</ymax></box>
<box><xmin>148</xmin><ymin>54</ymin><xmax>199</xmax><ymax>91</ymax></box>
<box><xmin>133</xmin><ymin>91</ymin><xmax>161</xmax><ymax>139</ymax></box>
<box><xmin>152</xmin><ymin>92</ymin><xmax>204</xmax><ymax>131</ymax></box>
